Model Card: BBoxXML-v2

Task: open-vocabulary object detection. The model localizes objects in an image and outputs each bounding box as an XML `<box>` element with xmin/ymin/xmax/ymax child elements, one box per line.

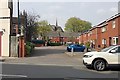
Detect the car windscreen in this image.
<box><xmin>101</xmin><ymin>46</ymin><xmax>115</xmax><ymax>52</ymax></box>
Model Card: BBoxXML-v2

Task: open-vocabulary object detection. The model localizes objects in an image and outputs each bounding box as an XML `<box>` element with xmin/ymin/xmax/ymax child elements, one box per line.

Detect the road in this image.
<box><xmin>1</xmin><ymin>46</ymin><xmax>120</xmax><ymax>79</ymax></box>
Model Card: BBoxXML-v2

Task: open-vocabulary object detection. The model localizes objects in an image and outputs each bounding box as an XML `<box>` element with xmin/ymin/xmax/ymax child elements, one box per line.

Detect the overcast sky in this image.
<box><xmin>13</xmin><ymin>1</ymin><xmax>119</xmax><ymax>30</ymax></box>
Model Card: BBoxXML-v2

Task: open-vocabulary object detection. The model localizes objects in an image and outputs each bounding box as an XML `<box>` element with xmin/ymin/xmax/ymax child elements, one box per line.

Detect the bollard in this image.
<box><xmin>71</xmin><ymin>47</ymin><xmax>74</xmax><ymax>56</ymax></box>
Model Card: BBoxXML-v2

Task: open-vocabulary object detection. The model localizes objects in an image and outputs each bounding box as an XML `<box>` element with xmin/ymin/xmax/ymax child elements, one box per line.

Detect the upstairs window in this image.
<box><xmin>101</xmin><ymin>26</ymin><xmax>106</xmax><ymax>32</ymax></box>
<box><xmin>90</xmin><ymin>31</ymin><xmax>92</xmax><ymax>35</ymax></box>
<box><xmin>112</xmin><ymin>20</ymin><xmax>116</xmax><ymax>28</ymax></box>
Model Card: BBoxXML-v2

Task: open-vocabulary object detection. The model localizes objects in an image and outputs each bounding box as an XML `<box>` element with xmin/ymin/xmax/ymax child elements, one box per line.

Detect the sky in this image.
<box><xmin>13</xmin><ymin>0</ymin><xmax>120</xmax><ymax>30</ymax></box>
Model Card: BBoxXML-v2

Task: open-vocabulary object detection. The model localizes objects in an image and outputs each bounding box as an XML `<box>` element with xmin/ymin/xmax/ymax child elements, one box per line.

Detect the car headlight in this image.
<box><xmin>83</xmin><ymin>55</ymin><xmax>93</xmax><ymax>58</ymax></box>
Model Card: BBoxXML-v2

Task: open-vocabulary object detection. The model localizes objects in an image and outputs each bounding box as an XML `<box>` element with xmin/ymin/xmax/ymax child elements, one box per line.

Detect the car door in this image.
<box><xmin>117</xmin><ymin>46</ymin><xmax>120</xmax><ymax>64</ymax></box>
<box><xmin>108</xmin><ymin>46</ymin><xmax>120</xmax><ymax>64</ymax></box>
<box><xmin>75</xmin><ymin>45</ymin><xmax>82</xmax><ymax>52</ymax></box>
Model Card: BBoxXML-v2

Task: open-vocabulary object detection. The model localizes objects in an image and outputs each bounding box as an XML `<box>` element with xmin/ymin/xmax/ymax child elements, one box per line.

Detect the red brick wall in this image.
<box><xmin>63</xmin><ymin>37</ymin><xmax>68</xmax><ymax>42</ymax></box>
<box><xmin>90</xmin><ymin>29</ymin><xmax>97</xmax><ymax>48</ymax></box>
<box><xmin>96</xmin><ymin>28</ymin><xmax>101</xmax><ymax>48</ymax></box>
<box><xmin>79</xmin><ymin>34</ymin><xmax>83</xmax><ymax>44</ymax></box>
<box><xmin>51</xmin><ymin>37</ymin><xmax>60</xmax><ymax>42</ymax></box>
<box><xmin>82</xmin><ymin>33</ymin><xmax>88</xmax><ymax>44</ymax></box>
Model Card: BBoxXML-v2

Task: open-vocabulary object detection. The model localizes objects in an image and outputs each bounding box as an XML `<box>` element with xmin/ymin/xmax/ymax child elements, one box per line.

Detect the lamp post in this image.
<box><xmin>18</xmin><ymin>0</ymin><xmax>20</xmax><ymax>28</ymax></box>
<box><xmin>18</xmin><ymin>0</ymin><xmax>25</xmax><ymax>57</ymax></box>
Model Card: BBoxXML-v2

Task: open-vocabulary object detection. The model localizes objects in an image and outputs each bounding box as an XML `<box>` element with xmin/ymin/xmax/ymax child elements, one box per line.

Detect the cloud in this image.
<box><xmin>109</xmin><ymin>7</ymin><xmax>118</xmax><ymax>13</ymax></box>
<box><xmin>14</xmin><ymin>0</ymin><xmax>120</xmax><ymax>2</ymax></box>
<box><xmin>97</xmin><ymin>9</ymin><xmax>106</xmax><ymax>14</ymax></box>
<box><xmin>49</xmin><ymin>5</ymin><xmax>62</xmax><ymax>10</ymax></box>
<box><xmin>97</xmin><ymin>7</ymin><xmax>118</xmax><ymax>15</ymax></box>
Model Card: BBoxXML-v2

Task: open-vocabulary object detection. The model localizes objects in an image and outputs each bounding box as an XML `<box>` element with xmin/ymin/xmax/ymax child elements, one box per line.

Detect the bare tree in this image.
<box><xmin>25</xmin><ymin>11</ymin><xmax>40</xmax><ymax>41</ymax></box>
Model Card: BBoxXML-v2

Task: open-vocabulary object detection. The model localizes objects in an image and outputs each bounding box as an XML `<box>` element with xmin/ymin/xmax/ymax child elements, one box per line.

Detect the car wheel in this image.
<box><xmin>93</xmin><ymin>59</ymin><xmax>106</xmax><ymax>71</ymax></box>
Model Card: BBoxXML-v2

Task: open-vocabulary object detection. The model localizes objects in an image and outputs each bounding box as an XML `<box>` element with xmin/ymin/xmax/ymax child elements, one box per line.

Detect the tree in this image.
<box><xmin>25</xmin><ymin>12</ymin><xmax>40</xmax><ymax>41</ymax></box>
<box><xmin>64</xmin><ymin>17</ymin><xmax>92</xmax><ymax>32</ymax></box>
<box><xmin>35</xmin><ymin>20</ymin><xmax>52</xmax><ymax>40</ymax></box>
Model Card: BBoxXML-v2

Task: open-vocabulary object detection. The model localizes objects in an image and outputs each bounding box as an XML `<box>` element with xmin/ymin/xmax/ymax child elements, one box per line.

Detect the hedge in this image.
<box><xmin>47</xmin><ymin>42</ymin><xmax>61</xmax><ymax>46</ymax></box>
<box><xmin>25</xmin><ymin>42</ymin><xmax>35</xmax><ymax>55</ymax></box>
<box><xmin>32</xmin><ymin>40</ymin><xmax>45</xmax><ymax>44</ymax></box>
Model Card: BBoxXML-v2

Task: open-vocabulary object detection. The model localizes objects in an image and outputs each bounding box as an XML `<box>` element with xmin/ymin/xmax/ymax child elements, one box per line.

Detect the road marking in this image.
<box><xmin>0</xmin><ymin>74</ymin><xmax>27</xmax><ymax>78</ymax></box>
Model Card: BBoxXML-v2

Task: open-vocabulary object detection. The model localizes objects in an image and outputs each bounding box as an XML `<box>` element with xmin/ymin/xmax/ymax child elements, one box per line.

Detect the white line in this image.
<box><xmin>0</xmin><ymin>74</ymin><xmax>27</xmax><ymax>78</ymax></box>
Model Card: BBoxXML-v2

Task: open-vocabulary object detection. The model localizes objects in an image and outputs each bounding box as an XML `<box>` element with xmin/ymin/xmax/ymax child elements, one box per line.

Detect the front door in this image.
<box><xmin>109</xmin><ymin>37</ymin><xmax>112</xmax><ymax>46</ymax></box>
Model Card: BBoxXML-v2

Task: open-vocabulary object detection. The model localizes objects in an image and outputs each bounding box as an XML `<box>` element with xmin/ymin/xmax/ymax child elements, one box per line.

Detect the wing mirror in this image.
<box><xmin>110</xmin><ymin>50</ymin><xmax>116</xmax><ymax>53</ymax></box>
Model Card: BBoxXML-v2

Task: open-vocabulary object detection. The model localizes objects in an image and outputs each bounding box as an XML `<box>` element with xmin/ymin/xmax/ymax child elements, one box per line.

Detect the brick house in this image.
<box><xmin>99</xmin><ymin>13</ymin><xmax>120</xmax><ymax>48</ymax></box>
<box><xmin>46</xmin><ymin>20</ymin><xmax>79</xmax><ymax>44</ymax></box>
<box><xmin>79</xmin><ymin>13</ymin><xmax>120</xmax><ymax>50</ymax></box>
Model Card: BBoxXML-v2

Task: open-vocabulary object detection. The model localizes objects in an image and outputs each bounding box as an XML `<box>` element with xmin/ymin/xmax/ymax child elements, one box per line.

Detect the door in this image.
<box><xmin>108</xmin><ymin>46</ymin><xmax>120</xmax><ymax>64</ymax></box>
<box><xmin>109</xmin><ymin>37</ymin><xmax>112</xmax><ymax>46</ymax></box>
<box><xmin>75</xmin><ymin>45</ymin><xmax>82</xmax><ymax>52</ymax></box>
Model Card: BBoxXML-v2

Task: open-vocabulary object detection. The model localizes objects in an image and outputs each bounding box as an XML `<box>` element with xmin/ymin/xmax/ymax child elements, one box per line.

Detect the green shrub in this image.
<box><xmin>47</xmin><ymin>42</ymin><xmax>61</xmax><ymax>46</ymax></box>
<box><xmin>85</xmin><ymin>42</ymin><xmax>90</xmax><ymax>48</ymax></box>
<box><xmin>25</xmin><ymin>45</ymin><xmax>31</xmax><ymax>55</ymax></box>
<box><xmin>32</xmin><ymin>40</ymin><xmax>45</xmax><ymax>44</ymax></box>
<box><xmin>80</xmin><ymin>43</ymin><xmax>84</xmax><ymax>46</ymax></box>
<box><xmin>25</xmin><ymin>41</ymin><xmax>35</xmax><ymax>55</ymax></box>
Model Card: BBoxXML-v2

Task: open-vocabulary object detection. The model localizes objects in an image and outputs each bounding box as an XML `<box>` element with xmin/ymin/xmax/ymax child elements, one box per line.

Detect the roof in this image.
<box><xmin>96</xmin><ymin>13</ymin><xmax>120</xmax><ymax>27</ymax></box>
<box><xmin>45</xmin><ymin>32</ymin><xmax>79</xmax><ymax>37</ymax></box>
<box><xmin>79</xmin><ymin>13</ymin><xmax>120</xmax><ymax>35</ymax></box>
<box><xmin>50</xmin><ymin>24</ymin><xmax>64</xmax><ymax>32</ymax></box>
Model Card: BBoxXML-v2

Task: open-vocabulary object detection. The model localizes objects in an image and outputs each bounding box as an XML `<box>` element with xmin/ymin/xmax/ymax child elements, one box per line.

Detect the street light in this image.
<box><xmin>18</xmin><ymin>0</ymin><xmax>20</xmax><ymax>28</ymax></box>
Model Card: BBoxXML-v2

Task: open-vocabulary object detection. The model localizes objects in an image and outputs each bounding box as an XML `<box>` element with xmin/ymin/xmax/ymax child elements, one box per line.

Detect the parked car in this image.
<box><xmin>83</xmin><ymin>45</ymin><xmax>120</xmax><ymax>71</ymax></box>
<box><xmin>67</xmin><ymin>44</ymin><xmax>85</xmax><ymax>52</ymax></box>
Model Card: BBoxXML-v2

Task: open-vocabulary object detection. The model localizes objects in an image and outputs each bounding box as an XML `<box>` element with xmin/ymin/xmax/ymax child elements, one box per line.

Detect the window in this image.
<box><xmin>102</xmin><ymin>39</ymin><xmax>106</xmax><ymax>44</ymax></box>
<box><xmin>90</xmin><ymin>31</ymin><xmax>92</xmax><ymax>35</ymax></box>
<box><xmin>118</xmin><ymin>47</ymin><xmax>120</xmax><ymax>53</ymax></box>
<box><xmin>112</xmin><ymin>20</ymin><xmax>116</xmax><ymax>28</ymax></box>
<box><xmin>101</xmin><ymin>26</ymin><xmax>106</xmax><ymax>32</ymax></box>
<box><xmin>110</xmin><ymin>47</ymin><xmax>120</xmax><ymax>53</ymax></box>
<box><xmin>101</xmin><ymin>46</ymin><xmax>115</xmax><ymax>52</ymax></box>
<box><xmin>88</xmin><ymin>33</ymin><xmax>90</xmax><ymax>36</ymax></box>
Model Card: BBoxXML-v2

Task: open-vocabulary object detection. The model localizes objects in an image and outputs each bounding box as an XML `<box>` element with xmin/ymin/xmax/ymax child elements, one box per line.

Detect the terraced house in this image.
<box><xmin>79</xmin><ymin>13</ymin><xmax>120</xmax><ymax>50</ymax></box>
<box><xmin>0</xmin><ymin>0</ymin><xmax>13</xmax><ymax>56</ymax></box>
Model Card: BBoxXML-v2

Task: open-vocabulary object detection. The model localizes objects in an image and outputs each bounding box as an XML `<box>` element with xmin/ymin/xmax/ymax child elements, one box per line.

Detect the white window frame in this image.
<box><xmin>112</xmin><ymin>37</ymin><xmax>118</xmax><ymax>45</ymax></box>
<box><xmin>112</xmin><ymin>20</ymin><xmax>116</xmax><ymax>28</ymax></box>
<box><xmin>102</xmin><ymin>39</ymin><xmax>106</xmax><ymax>44</ymax></box>
<box><xmin>101</xmin><ymin>27</ymin><xmax>106</xmax><ymax>32</ymax></box>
